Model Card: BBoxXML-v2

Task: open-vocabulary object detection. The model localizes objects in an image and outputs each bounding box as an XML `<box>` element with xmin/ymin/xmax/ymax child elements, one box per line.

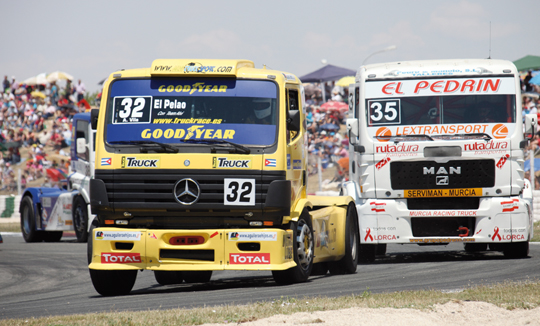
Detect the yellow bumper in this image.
<box><xmin>89</xmin><ymin>228</ymin><xmax>295</xmax><ymax>271</ymax></box>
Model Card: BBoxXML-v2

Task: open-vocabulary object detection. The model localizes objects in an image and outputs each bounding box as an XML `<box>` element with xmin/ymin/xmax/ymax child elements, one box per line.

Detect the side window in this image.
<box><xmin>287</xmin><ymin>89</ymin><xmax>300</xmax><ymax>143</ymax></box>
<box><xmin>76</xmin><ymin>120</ymin><xmax>89</xmax><ymax>161</ymax></box>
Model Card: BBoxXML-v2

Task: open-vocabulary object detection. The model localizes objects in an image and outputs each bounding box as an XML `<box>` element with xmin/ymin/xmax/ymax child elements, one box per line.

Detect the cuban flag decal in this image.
<box><xmin>265</xmin><ymin>159</ymin><xmax>276</xmax><ymax>167</ymax></box>
<box><xmin>101</xmin><ymin>158</ymin><xmax>112</xmax><ymax>166</ymax></box>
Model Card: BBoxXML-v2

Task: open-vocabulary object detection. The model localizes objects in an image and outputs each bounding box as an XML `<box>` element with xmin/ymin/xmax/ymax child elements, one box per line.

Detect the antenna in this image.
<box><xmin>488</xmin><ymin>21</ymin><xmax>491</xmax><ymax>59</ymax></box>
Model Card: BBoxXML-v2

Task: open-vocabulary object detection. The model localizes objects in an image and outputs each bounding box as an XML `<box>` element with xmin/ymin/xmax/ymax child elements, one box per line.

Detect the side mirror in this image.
<box><xmin>91</xmin><ymin>109</ymin><xmax>99</xmax><ymax>130</ymax></box>
<box><xmin>524</xmin><ymin>113</ymin><xmax>537</xmax><ymax>140</ymax></box>
<box><xmin>76</xmin><ymin>138</ymin><xmax>87</xmax><ymax>154</ymax></box>
<box><xmin>287</xmin><ymin>110</ymin><xmax>301</xmax><ymax>132</ymax></box>
<box><xmin>346</xmin><ymin>118</ymin><xmax>358</xmax><ymax>144</ymax></box>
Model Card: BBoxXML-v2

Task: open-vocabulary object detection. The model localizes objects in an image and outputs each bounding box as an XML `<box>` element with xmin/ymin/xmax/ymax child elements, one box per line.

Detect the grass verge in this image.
<box><xmin>1</xmin><ymin>280</ymin><xmax>539</xmax><ymax>326</ymax></box>
<box><xmin>0</xmin><ymin>222</ymin><xmax>19</xmax><ymax>232</ymax></box>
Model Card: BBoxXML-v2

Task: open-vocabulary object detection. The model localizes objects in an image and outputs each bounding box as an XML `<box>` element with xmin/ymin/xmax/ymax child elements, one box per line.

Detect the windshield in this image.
<box><xmin>105</xmin><ymin>78</ymin><xmax>278</xmax><ymax>146</ymax></box>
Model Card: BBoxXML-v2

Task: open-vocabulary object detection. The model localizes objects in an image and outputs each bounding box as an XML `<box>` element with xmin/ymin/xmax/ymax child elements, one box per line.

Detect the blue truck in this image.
<box><xmin>19</xmin><ymin>112</ymin><xmax>95</xmax><ymax>242</ymax></box>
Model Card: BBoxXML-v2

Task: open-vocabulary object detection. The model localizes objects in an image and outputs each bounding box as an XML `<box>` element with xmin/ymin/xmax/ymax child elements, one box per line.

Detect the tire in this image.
<box><xmin>89</xmin><ymin>269</ymin><xmax>137</xmax><ymax>296</ymax></box>
<box><xmin>183</xmin><ymin>271</ymin><xmax>212</xmax><ymax>283</ymax></box>
<box><xmin>376</xmin><ymin>244</ymin><xmax>387</xmax><ymax>256</ymax></box>
<box><xmin>272</xmin><ymin>211</ymin><xmax>314</xmax><ymax>285</ymax></box>
<box><xmin>358</xmin><ymin>244</ymin><xmax>376</xmax><ymax>263</ymax></box>
<box><xmin>464</xmin><ymin>243</ymin><xmax>488</xmax><ymax>252</ymax></box>
<box><xmin>73</xmin><ymin>196</ymin><xmax>89</xmax><ymax>243</ymax></box>
<box><xmin>310</xmin><ymin>263</ymin><xmax>328</xmax><ymax>276</ymax></box>
<box><xmin>329</xmin><ymin>204</ymin><xmax>359</xmax><ymax>275</ymax></box>
<box><xmin>503</xmin><ymin>241</ymin><xmax>529</xmax><ymax>258</ymax></box>
<box><xmin>43</xmin><ymin>231</ymin><xmax>63</xmax><ymax>242</ymax></box>
<box><xmin>20</xmin><ymin>196</ymin><xmax>42</xmax><ymax>242</ymax></box>
<box><xmin>154</xmin><ymin>271</ymin><xmax>184</xmax><ymax>285</ymax></box>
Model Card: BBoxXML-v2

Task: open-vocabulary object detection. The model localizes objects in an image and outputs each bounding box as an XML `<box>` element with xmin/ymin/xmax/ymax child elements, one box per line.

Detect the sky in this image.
<box><xmin>2</xmin><ymin>0</ymin><xmax>539</xmax><ymax>94</ymax></box>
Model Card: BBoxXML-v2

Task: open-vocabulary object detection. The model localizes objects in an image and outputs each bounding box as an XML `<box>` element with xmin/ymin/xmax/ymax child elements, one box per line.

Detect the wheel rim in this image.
<box><xmin>296</xmin><ymin>220</ymin><xmax>313</xmax><ymax>270</ymax></box>
<box><xmin>74</xmin><ymin>205</ymin><xmax>86</xmax><ymax>234</ymax></box>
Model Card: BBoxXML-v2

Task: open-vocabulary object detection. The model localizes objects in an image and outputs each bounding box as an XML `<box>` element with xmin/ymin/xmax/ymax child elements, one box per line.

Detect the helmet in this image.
<box><xmin>253</xmin><ymin>99</ymin><xmax>272</xmax><ymax>119</ymax></box>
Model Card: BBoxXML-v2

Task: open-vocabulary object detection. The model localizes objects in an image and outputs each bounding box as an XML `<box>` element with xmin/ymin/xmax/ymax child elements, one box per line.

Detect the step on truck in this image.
<box><xmin>20</xmin><ymin>112</ymin><xmax>95</xmax><ymax>242</ymax></box>
<box><xmin>88</xmin><ymin>59</ymin><xmax>359</xmax><ymax>296</ymax></box>
<box><xmin>343</xmin><ymin>58</ymin><xmax>535</xmax><ymax>261</ymax></box>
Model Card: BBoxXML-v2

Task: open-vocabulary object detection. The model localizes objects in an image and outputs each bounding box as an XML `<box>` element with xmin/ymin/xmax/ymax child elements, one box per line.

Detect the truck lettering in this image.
<box><xmin>229</xmin><ymin>253</ymin><xmax>270</xmax><ymax>264</ymax></box>
<box><xmin>101</xmin><ymin>253</ymin><xmax>142</xmax><ymax>264</ymax></box>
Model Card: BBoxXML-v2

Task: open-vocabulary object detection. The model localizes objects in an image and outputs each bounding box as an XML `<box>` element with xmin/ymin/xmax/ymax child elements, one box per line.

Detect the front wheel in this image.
<box><xmin>272</xmin><ymin>211</ymin><xmax>314</xmax><ymax>285</ymax></box>
<box><xmin>329</xmin><ymin>203</ymin><xmax>359</xmax><ymax>275</ymax></box>
<box><xmin>89</xmin><ymin>269</ymin><xmax>137</xmax><ymax>296</ymax></box>
<box><xmin>20</xmin><ymin>196</ymin><xmax>42</xmax><ymax>242</ymax></box>
<box><xmin>73</xmin><ymin>196</ymin><xmax>89</xmax><ymax>243</ymax></box>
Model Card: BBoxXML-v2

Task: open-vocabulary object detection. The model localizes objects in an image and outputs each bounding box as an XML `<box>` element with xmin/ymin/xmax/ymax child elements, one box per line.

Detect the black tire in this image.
<box><xmin>154</xmin><ymin>271</ymin><xmax>184</xmax><ymax>285</ymax></box>
<box><xmin>503</xmin><ymin>241</ymin><xmax>529</xmax><ymax>258</ymax></box>
<box><xmin>183</xmin><ymin>271</ymin><xmax>212</xmax><ymax>283</ymax></box>
<box><xmin>358</xmin><ymin>244</ymin><xmax>376</xmax><ymax>263</ymax></box>
<box><xmin>89</xmin><ymin>269</ymin><xmax>137</xmax><ymax>296</ymax></box>
<box><xmin>20</xmin><ymin>196</ymin><xmax>42</xmax><ymax>242</ymax></box>
<box><xmin>43</xmin><ymin>231</ymin><xmax>63</xmax><ymax>242</ymax></box>
<box><xmin>73</xmin><ymin>196</ymin><xmax>89</xmax><ymax>243</ymax></box>
<box><xmin>272</xmin><ymin>211</ymin><xmax>314</xmax><ymax>284</ymax></box>
<box><xmin>310</xmin><ymin>263</ymin><xmax>328</xmax><ymax>276</ymax></box>
<box><xmin>376</xmin><ymin>244</ymin><xmax>387</xmax><ymax>256</ymax></box>
<box><xmin>329</xmin><ymin>204</ymin><xmax>359</xmax><ymax>275</ymax></box>
<box><xmin>464</xmin><ymin>243</ymin><xmax>488</xmax><ymax>252</ymax></box>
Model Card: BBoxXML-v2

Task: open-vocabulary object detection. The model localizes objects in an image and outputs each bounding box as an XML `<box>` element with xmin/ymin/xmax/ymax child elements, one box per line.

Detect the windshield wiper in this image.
<box><xmin>432</xmin><ymin>133</ymin><xmax>492</xmax><ymax>141</ymax></box>
<box><xmin>182</xmin><ymin>139</ymin><xmax>251</xmax><ymax>154</ymax></box>
<box><xmin>109</xmin><ymin>140</ymin><xmax>179</xmax><ymax>153</ymax></box>
<box><xmin>380</xmin><ymin>134</ymin><xmax>434</xmax><ymax>144</ymax></box>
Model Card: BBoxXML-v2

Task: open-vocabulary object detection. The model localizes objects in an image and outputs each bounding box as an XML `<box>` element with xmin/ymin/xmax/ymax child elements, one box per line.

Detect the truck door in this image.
<box><xmin>286</xmin><ymin>88</ymin><xmax>304</xmax><ymax>205</ymax></box>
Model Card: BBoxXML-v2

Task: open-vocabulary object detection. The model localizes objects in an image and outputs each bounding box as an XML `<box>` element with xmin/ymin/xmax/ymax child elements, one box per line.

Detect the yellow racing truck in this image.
<box><xmin>88</xmin><ymin>59</ymin><xmax>359</xmax><ymax>296</ymax></box>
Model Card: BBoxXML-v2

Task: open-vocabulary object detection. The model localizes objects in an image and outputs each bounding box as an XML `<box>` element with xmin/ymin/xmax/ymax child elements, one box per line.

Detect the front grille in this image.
<box><xmin>95</xmin><ymin>169</ymin><xmax>285</xmax><ymax>211</ymax></box>
<box><xmin>408</xmin><ymin>197</ymin><xmax>480</xmax><ymax>210</ymax></box>
<box><xmin>391</xmin><ymin>159</ymin><xmax>495</xmax><ymax>189</ymax></box>
<box><xmin>411</xmin><ymin>217</ymin><xmax>476</xmax><ymax>237</ymax></box>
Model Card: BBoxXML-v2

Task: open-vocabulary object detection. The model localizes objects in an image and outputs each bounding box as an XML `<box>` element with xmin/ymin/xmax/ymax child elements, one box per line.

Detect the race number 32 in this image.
<box><xmin>224</xmin><ymin>179</ymin><xmax>255</xmax><ymax>206</ymax></box>
<box><xmin>368</xmin><ymin>99</ymin><xmax>401</xmax><ymax>125</ymax></box>
<box><xmin>112</xmin><ymin>96</ymin><xmax>152</xmax><ymax>124</ymax></box>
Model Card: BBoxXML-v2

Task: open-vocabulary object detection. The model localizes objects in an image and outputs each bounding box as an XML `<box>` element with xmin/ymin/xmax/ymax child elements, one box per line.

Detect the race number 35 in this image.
<box><xmin>368</xmin><ymin>99</ymin><xmax>401</xmax><ymax>125</ymax></box>
<box><xmin>224</xmin><ymin>179</ymin><xmax>255</xmax><ymax>206</ymax></box>
<box><xmin>112</xmin><ymin>96</ymin><xmax>152</xmax><ymax>124</ymax></box>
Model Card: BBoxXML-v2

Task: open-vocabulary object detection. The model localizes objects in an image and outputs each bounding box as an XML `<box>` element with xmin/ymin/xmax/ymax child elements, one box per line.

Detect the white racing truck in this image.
<box><xmin>19</xmin><ymin>112</ymin><xmax>95</xmax><ymax>242</ymax></box>
<box><xmin>343</xmin><ymin>58</ymin><xmax>535</xmax><ymax>261</ymax></box>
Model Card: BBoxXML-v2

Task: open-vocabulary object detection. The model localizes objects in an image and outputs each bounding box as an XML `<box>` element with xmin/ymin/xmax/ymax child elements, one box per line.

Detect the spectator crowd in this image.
<box><xmin>0</xmin><ymin>74</ymin><xmax>89</xmax><ymax>192</ymax></box>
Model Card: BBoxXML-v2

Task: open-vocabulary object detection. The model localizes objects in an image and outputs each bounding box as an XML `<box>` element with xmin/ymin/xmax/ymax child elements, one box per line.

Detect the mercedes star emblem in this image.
<box><xmin>173</xmin><ymin>178</ymin><xmax>200</xmax><ymax>205</ymax></box>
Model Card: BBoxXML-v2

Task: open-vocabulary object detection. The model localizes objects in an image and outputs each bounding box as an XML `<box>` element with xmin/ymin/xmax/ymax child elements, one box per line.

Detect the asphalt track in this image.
<box><xmin>0</xmin><ymin>232</ymin><xmax>539</xmax><ymax>320</ymax></box>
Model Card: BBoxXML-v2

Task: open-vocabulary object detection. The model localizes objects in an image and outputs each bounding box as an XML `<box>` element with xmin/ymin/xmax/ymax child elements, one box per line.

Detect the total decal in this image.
<box><xmin>491</xmin><ymin>226</ymin><xmax>526</xmax><ymax>241</ymax></box>
<box><xmin>101</xmin><ymin>253</ymin><xmax>142</xmax><ymax>264</ymax></box>
<box><xmin>365</xmin><ymin>77</ymin><xmax>516</xmax><ymax>98</ymax></box>
<box><xmin>371</xmin><ymin>124</ymin><xmax>512</xmax><ymax>142</ymax></box>
<box><xmin>363</xmin><ymin>227</ymin><xmax>397</xmax><ymax>241</ymax></box>
<box><xmin>229</xmin><ymin>253</ymin><xmax>270</xmax><ymax>264</ymax></box>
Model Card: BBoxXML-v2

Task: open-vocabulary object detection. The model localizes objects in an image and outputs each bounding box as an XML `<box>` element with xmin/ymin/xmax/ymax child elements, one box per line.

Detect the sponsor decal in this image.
<box><xmin>287</xmin><ymin>154</ymin><xmax>291</xmax><ymax>170</ymax></box>
<box><xmin>410</xmin><ymin>238</ymin><xmax>475</xmax><ymax>243</ymax></box>
<box><xmin>213</xmin><ymin>157</ymin><xmax>251</xmax><ymax>169</ymax></box>
<box><xmin>293</xmin><ymin>159</ymin><xmax>302</xmax><ymax>170</ymax></box>
<box><xmin>492</xmin><ymin>227</ymin><xmax>501</xmax><ymax>241</ymax></box>
<box><xmin>228</xmin><ymin>232</ymin><xmax>277</xmax><ymax>241</ymax></box>
<box><xmin>364</xmin><ymin>227</ymin><xmax>398</xmax><ymax>241</ymax></box>
<box><xmin>404</xmin><ymin>188</ymin><xmax>482</xmax><ymax>198</ymax></box>
<box><xmin>375</xmin><ymin>144</ymin><xmax>419</xmax><ymax>155</ymax></box>
<box><xmin>42</xmin><ymin>197</ymin><xmax>52</xmax><ymax>208</ymax></box>
<box><xmin>496</xmin><ymin>154</ymin><xmax>510</xmax><ymax>169</ymax></box>
<box><xmin>375</xmin><ymin>157</ymin><xmax>391</xmax><ymax>170</ymax></box>
<box><xmin>210</xmin><ymin>231</ymin><xmax>219</xmax><ymax>238</ymax></box>
<box><xmin>364</xmin><ymin>228</ymin><xmax>373</xmax><ymax>241</ymax></box>
<box><xmin>409</xmin><ymin>210</ymin><xmax>477</xmax><ymax>216</ymax></box>
<box><xmin>375</xmin><ymin>127</ymin><xmax>392</xmax><ymax>142</ymax></box>
<box><xmin>101</xmin><ymin>253</ymin><xmax>142</xmax><ymax>264</ymax></box>
<box><xmin>464</xmin><ymin>141</ymin><xmax>508</xmax><ymax>151</ymax></box>
<box><xmin>149</xmin><ymin>233</ymin><xmax>157</xmax><ymax>239</ymax></box>
<box><xmin>282</xmin><ymin>73</ymin><xmax>296</xmax><ymax>81</ymax></box>
<box><xmin>95</xmin><ymin>231</ymin><xmax>141</xmax><ymax>241</ymax></box>
<box><xmin>265</xmin><ymin>159</ymin><xmax>276</xmax><ymax>167</ymax></box>
<box><xmin>141</xmin><ymin>125</ymin><xmax>235</xmax><ymax>140</ymax></box>
<box><xmin>370</xmin><ymin>202</ymin><xmax>386</xmax><ymax>212</ymax></box>
<box><xmin>393</xmin><ymin>124</ymin><xmax>490</xmax><ymax>136</ymax></box>
<box><xmin>158</xmin><ymin>83</ymin><xmax>228</xmax><ymax>93</ymax></box>
<box><xmin>121</xmin><ymin>156</ymin><xmax>160</xmax><ymax>168</ymax></box>
<box><xmin>229</xmin><ymin>253</ymin><xmax>270</xmax><ymax>264</ymax></box>
<box><xmin>501</xmin><ymin>199</ymin><xmax>519</xmax><ymax>212</ymax></box>
<box><xmin>101</xmin><ymin>158</ymin><xmax>112</xmax><ymax>166</ymax></box>
<box><xmin>492</xmin><ymin>124</ymin><xmax>509</xmax><ymax>139</ymax></box>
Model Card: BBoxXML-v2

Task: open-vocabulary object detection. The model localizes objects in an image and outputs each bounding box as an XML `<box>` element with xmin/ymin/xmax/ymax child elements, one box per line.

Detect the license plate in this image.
<box><xmin>404</xmin><ymin>188</ymin><xmax>482</xmax><ymax>198</ymax></box>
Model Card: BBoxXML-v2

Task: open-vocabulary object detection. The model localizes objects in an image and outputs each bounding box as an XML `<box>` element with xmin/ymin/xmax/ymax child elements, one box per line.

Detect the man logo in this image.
<box><xmin>376</xmin><ymin>127</ymin><xmax>392</xmax><ymax>142</ymax></box>
<box><xmin>436</xmin><ymin>176</ymin><xmax>449</xmax><ymax>185</ymax></box>
<box><xmin>492</xmin><ymin>124</ymin><xmax>508</xmax><ymax>139</ymax></box>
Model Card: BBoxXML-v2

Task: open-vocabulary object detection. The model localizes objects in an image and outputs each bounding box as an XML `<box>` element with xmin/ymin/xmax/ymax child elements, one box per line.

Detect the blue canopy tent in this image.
<box><xmin>299</xmin><ymin>64</ymin><xmax>356</xmax><ymax>102</ymax></box>
<box><xmin>524</xmin><ymin>158</ymin><xmax>540</xmax><ymax>172</ymax></box>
